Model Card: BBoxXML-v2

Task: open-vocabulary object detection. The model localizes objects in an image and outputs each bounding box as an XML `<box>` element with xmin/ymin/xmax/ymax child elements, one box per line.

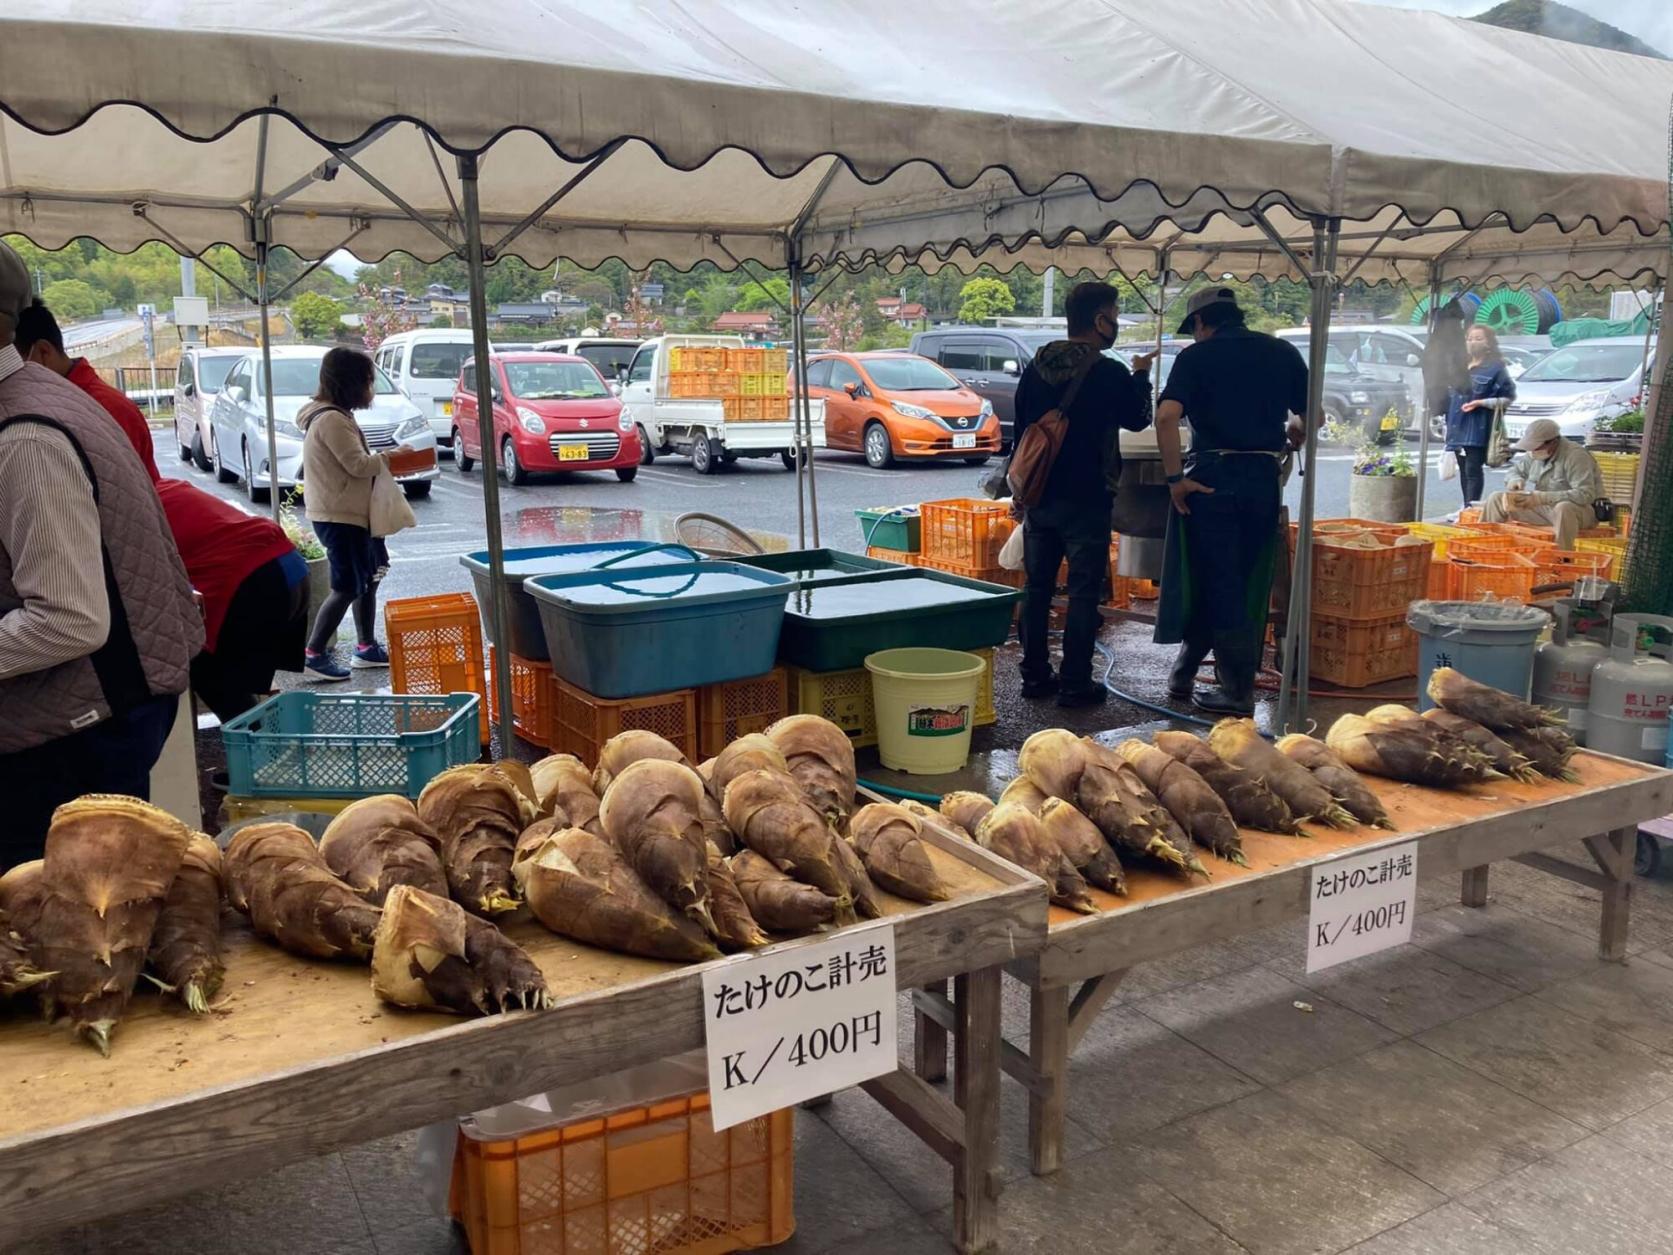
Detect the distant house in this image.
<box><xmin>876</xmin><ymin>297</ymin><xmax>928</xmax><ymax>327</ymax></box>
<box><xmin>428</xmin><ymin>294</ymin><xmax>467</xmax><ymax>319</ymax></box>
<box><xmin>713</xmin><ymin>310</ymin><xmax>780</xmax><ymax>337</ymax></box>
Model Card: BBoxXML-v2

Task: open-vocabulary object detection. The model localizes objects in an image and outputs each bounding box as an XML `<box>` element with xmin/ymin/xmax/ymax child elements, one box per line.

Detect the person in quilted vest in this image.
<box><xmin>0</xmin><ymin>239</ymin><xmax>202</xmax><ymax>863</ymax></box>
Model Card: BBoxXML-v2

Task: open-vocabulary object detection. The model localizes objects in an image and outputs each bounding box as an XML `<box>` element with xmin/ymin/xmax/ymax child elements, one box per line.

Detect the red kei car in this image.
<box><xmin>451</xmin><ymin>352</ymin><xmax>640</xmax><ymax>485</ymax></box>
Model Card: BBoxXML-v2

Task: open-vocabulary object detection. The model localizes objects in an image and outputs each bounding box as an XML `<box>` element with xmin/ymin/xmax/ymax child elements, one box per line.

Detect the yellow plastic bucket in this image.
<box><xmin>864</xmin><ymin>648</ymin><xmax>985</xmax><ymax>774</ymax></box>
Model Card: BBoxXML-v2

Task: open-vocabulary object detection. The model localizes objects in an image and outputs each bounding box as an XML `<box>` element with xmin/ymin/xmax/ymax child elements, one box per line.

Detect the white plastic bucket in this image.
<box><xmin>864</xmin><ymin>648</ymin><xmax>985</xmax><ymax>774</ymax></box>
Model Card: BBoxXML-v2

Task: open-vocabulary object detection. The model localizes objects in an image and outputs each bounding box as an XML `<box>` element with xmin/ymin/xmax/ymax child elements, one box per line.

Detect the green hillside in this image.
<box><xmin>1474</xmin><ymin>0</ymin><xmax>1666</xmax><ymax>59</ymax></box>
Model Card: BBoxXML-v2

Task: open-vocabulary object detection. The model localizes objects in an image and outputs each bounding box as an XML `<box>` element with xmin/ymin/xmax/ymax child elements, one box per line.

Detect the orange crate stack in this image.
<box><xmin>1310</xmin><ymin>612</ymin><xmax>1417</xmax><ymax>688</ymax></box>
<box><xmin>1309</xmin><ymin>537</ymin><xmax>1433</xmax><ymax>620</ymax></box>
<box><xmin>552</xmin><ymin>675</ymin><xmax>698</xmax><ymax>764</ymax></box>
<box><xmin>920</xmin><ymin>498</ymin><xmax>1016</xmax><ymax>568</ymax></box>
<box><xmin>451</xmin><ymin>1093</ymin><xmax>794</xmax><ymax>1255</ymax></box>
<box><xmin>385</xmin><ymin>593</ymin><xmax>489</xmax><ymax>744</ymax></box>
<box><xmin>697</xmin><ymin>668</ymin><xmax>788</xmax><ymax>757</ymax></box>
<box><xmin>486</xmin><ymin>648</ymin><xmax>556</xmax><ymax>749</ymax></box>
<box><xmin>1448</xmin><ymin>556</ymin><xmax>1536</xmax><ymax>602</ymax></box>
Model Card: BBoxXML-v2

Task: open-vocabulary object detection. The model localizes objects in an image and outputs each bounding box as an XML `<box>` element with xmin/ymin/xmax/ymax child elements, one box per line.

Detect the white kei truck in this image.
<box><xmin>617</xmin><ymin>335</ymin><xmax>825</xmax><ymax>475</ymax></box>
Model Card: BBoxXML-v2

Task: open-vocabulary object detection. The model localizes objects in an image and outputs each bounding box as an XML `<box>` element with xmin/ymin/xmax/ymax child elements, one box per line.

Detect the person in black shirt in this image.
<box><xmin>1153</xmin><ymin>286</ymin><xmax>1309</xmax><ymax>714</ymax></box>
<box><xmin>1013</xmin><ymin>281</ymin><xmax>1154</xmax><ymax>707</ymax></box>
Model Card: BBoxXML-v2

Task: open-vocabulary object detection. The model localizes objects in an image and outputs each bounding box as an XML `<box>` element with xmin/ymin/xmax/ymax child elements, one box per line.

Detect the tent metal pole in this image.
<box><xmin>459</xmin><ymin>153</ymin><xmax>517</xmax><ymax>753</ymax></box>
<box><xmin>1153</xmin><ymin>253</ymin><xmax>1170</xmax><ymax>410</ymax></box>
<box><xmin>253</xmin><ymin>225</ymin><xmax>282</xmax><ymax>522</ymax></box>
<box><xmin>789</xmin><ymin>249</ymin><xmax>821</xmax><ymax>546</ymax></box>
<box><xmin>1279</xmin><ymin>218</ymin><xmax>1339</xmax><ymax>732</ymax></box>
<box><xmin>787</xmin><ymin>255</ymin><xmax>807</xmax><ymax>547</ymax></box>
<box><xmin>1636</xmin><ymin>277</ymin><xmax>1661</xmax><ymax>415</ymax></box>
<box><xmin>1415</xmin><ymin>267</ymin><xmax>1441</xmax><ymax>522</ymax></box>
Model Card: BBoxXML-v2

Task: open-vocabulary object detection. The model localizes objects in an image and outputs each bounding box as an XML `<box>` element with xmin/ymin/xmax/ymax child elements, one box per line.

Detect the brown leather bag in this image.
<box><xmin>1006</xmin><ymin>357</ymin><xmax>1098</xmax><ymax>508</ymax></box>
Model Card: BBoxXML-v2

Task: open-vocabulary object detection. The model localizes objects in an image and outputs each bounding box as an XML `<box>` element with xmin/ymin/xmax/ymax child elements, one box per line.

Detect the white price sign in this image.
<box><xmin>1306</xmin><ymin>842</ymin><xmax>1418</xmax><ymax>973</ymax></box>
<box><xmin>701</xmin><ymin>921</ymin><xmax>897</xmax><ymax>1131</ymax></box>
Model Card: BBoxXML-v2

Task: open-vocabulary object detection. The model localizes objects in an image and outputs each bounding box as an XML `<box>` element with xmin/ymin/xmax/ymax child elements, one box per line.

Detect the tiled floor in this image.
<box><xmin>32</xmin><ymin>844</ymin><xmax>1673</xmax><ymax>1255</ymax></box>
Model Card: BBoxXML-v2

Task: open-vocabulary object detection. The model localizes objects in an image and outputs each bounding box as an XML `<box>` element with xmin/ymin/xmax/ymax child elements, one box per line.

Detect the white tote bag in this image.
<box><xmin>997</xmin><ymin>518</ymin><xmax>1026</xmax><ymax>571</ymax></box>
<box><xmin>369</xmin><ymin>462</ymin><xmax>417</xmax><ymax>538</ymax></box>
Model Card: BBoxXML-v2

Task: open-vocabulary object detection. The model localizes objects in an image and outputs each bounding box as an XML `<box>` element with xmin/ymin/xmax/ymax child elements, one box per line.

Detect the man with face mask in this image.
<box><xmin>1013</xmin><ymin>281</ymin><xmax>1154</xmax><ymax>707</ymax></box>
<box><xmin>1153</xmin><ymin>286</ymin><xmax>1310</xmax><ymax>715</ymax></box>
<box><xmin>1481</xmin><ymin>418</ymin><xmax>1604</xmax><ymax>549</ymax></box>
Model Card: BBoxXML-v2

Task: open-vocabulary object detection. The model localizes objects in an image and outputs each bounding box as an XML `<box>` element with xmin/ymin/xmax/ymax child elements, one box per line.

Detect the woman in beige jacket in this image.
<box><xmin>299</xmin><ymin>347</ymin><xmax>406</xmax><ymax>680</ymax></box>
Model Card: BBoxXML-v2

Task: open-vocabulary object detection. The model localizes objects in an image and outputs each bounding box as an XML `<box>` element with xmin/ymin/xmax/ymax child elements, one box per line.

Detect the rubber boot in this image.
<box><xmin>1168</xmin><ymin>637</ymin><xmax>1209</xmax><ymax>701</ymax></box>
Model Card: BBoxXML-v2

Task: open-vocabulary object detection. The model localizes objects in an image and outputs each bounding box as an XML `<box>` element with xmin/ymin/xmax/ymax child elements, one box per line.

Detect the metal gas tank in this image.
<box><xmin>1532</xmin><ymin>604</ymin><xmax>1609</xmax><ymax>745</ymax></box>
<box><xmin>1586</xmin><ymin>614</ymin><xmax>1673</xmax><ymax>763</ymax></box>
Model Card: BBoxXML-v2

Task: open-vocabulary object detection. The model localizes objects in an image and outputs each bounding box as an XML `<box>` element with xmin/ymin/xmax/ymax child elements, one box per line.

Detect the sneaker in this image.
<box><xmin>1191</xmin><ymin>686</ymin><xmax>1255</xmax><ymax>716</ymax></box>
<box><xmin>304</xmin><ymin>650</ymin><xmax>350</xmax><ymax>682</ymax></box>
<box><xmin>1020</xmin><ymin>675</ymin><xmax>1060</xmax><ymax>700</ymax></box>
<box><xmin>353</xmin><ymin>642</ymin><xmax>391</xmax><ymax>669</ymax></box>
<box><xmin>1056</xmin><ymin>684</ymin><xmax>1108</xmax><ymax>709</ymax></box>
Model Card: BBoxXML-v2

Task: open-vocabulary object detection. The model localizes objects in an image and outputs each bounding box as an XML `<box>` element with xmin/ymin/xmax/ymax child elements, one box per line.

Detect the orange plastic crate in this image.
<box><xmin>451</xmin><ymin>1093</ymin><xmax>794</xmax><ymax>1255</ymax></box>
<box><xmin>721</xmin><ymin>397</ymin><xmax>743</xmax><ymax>421</ymax></box>
<box><xmin>487</xmin><ymin>648</ymin><xmax>556</xmax><ymax>749</ymax></box>
<box><xmin>865</xmin><ymin>546</ymin><xmax>921</xmax><ymax>567</ymax></box>
<box><xmin>552</xmin><ymin>675</ymin><xmax>698</xmax><ymax>764</ymax></box>
<box><xmin>1576</xmin><ymin>535</ymin><xmax>1629</xmax><ymax>580</ymax></box>
<box><xmin>1448</xmin><ymin>536</ymin><xmax>1521</xmax><ymax>562</ymax></box>
<box><xmin>1457</xmin><ymin>506</ymin><xmax>1483</xmax><ymax>525</ymax></box>
<box><xmin>1310</xmin><ymin>611</ymin><xmax>1417</xmax><ymax>688</ymax></box>
<box><xmin>916</xmin><ymin>553</ymin><xmax>1024</xmax><ymax>589</ymax></box>
<box><xmin>1309</xmin><ymin>537</ymin><xmax>1434</xmax><ymax>620</ymax></box>
<box><xmin>763</xmin><ymin>395</ymin><xmax>790</xmax><ymax>420</ymax></box>
<box><xmin>697</xmin><ymin>668</ymin><xmax>788</xmax><ymax>757</ymax></box>
<box><xmin>1426</xmin><ymin>558</ymin><xmax>1450</xmax><ymax>600</ymax></box>
<box><xmin>1448</xmin><ymin>556</ymin><xmax>1536</xmax><ymax>602</ymax></box>
<box><xmin>920</xmin><ymin>498</ymin><xmax>1016</xmax><ymax>568</ymax></box>
<box><xmin>762</xmin><ymin>347</ymin><xmax>788</xmax><ymax>374</ymax></box>
<box><xmin>1519</xmin><ymin>549</ymin><xmax>1613</xmax><ymax>592</ymax></box>
<box><xmin>385</xmin><ymin>593</ymin><xmax>489</xmax><ymax>744</ymax></box>
<box><xmin>741</xmin><ymin>396</ymin><xmax>767</xmax><ymax>421</ymax></box>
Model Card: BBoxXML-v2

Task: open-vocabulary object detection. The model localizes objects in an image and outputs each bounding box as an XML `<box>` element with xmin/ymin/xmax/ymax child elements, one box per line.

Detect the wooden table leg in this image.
<box><xmin>1461</xmin><ymin>864</ymin><xmax>1490</xmax><ymax>907</ymax></box>
<box><xmin>1027</xmin><ymin>984</ymin><xmax>1069</xmax><ymax>1177</ymax></box>
<box><xmin>952</xmin><ymin>967</ymin><xmax>1002</xmax><ymax>1255</ymax></box>
<box><xmin>915</xmin><ymin>979</ymin><xmax>949</xmax><ymax>1083</ymax></box>
<box><xmin>1586</xmin><ymin>827</ymin><xmax>1635</xmax><ymax>962</ymax></box>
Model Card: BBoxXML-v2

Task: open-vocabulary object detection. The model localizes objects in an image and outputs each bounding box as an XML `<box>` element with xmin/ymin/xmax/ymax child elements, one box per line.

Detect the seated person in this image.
<box><xmin>1480</xmin><ymin>418</ymin><xmax>1604</xmax><ymax>549</ymax></box>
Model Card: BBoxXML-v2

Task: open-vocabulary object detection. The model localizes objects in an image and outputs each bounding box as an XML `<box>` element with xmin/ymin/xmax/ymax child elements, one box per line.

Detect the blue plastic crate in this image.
<box><xmin>221</xmin><ymin>692</ymin><xmax>481</xmax><ymax>800</ymax></box>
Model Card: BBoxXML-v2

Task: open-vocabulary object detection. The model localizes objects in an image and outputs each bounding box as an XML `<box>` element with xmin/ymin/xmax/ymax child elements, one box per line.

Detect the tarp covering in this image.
<box><xmin>3</xmin><ymin>0</ymin><xmax>1671</xmax><ymax>283</ymax></box>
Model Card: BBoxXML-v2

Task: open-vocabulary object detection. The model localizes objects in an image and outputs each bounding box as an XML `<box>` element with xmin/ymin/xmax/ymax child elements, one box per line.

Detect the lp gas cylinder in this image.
<box><xmin>1585</xmin><ymin>614</ymin><xmax>1673</xmax><ymax>763</ymax></box>
<box><xmin>1532</xmin><ymin>603</ymin><xmax>1609</xmax><ymax>744</ymax></box>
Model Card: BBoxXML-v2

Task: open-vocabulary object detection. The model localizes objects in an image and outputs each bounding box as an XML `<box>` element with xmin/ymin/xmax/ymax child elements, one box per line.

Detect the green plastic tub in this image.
<box><xmin>776</xmin><ymin>569</ymin><xmax>1019</xmax><ymax>671</ymax></box>
<box><xmin>526</xmin><ymin>561</ymin><xmax>792</xmax><ymax>698</ymax></box>
<box><xmin>855</xmin><ymin>507</ymin><xmax>921</xmax><ymax>553</ymax></box>
<box><xmin>735</xmin><ymin>548</ymin><xmax>917</xmax><ymax>587</ymax></box>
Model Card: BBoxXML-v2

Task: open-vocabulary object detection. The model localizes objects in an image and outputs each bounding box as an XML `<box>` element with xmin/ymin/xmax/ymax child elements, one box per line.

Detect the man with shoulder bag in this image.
<box><xmin>1012</xmin><ymin>282</ymin><xmax>1154</xmax><ymax>708</ymax></box>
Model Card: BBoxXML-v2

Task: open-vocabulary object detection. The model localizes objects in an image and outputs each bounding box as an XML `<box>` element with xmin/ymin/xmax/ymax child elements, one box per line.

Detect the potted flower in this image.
<box><xmin>1347</xmin><ymin>439</ymin><xmax>1418</xmax><ymax>523</ymax></box>
<box><xmin>280</xmin><ymin>497</ymin><xmax>334</xmax><ymax>647</ymax></box>
<box><xmin>1588</xmin><ymin>408</ymin><xmax>1644</xmax><ymax>453</ymax></box>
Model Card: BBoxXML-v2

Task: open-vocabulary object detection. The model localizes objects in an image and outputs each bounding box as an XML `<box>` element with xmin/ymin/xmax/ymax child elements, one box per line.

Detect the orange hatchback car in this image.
<box><xmin>799</xmin><ymin>351</ymin><xmax>1001</xmax><ymax>468</ymax></box>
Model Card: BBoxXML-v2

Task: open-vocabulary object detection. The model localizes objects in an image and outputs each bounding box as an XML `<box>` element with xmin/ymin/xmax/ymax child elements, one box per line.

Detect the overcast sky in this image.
<box><xmin>1359</xmin><ymin>0</ymin><xmax>1672</xmax><ymax>54</ymax></box>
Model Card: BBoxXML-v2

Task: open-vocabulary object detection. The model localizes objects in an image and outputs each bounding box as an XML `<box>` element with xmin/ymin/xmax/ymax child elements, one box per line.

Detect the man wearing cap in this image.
<box><xmin>1480</xmin><ymin>417</ymin><xmax>1604</xmax><ymax>549</ymax></box>
<box><xmin>1153</xmin><ymin>286</ymin><xmax>1309</xmax><ymax>715</ymax></box>
<box><xmin>0</xmin><ymin>238</ymin><xmax>202</xmax><ymax>863</ymax></box>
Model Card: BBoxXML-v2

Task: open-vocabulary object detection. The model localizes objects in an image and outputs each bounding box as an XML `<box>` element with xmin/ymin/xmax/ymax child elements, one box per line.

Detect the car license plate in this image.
<box><xmin>952</xmin><ymin>433</ymin><xmax>977</xmax><ymax>450</ymax></box>
<box><xmin>1380</xmin><ymin>414</ymin><xmax>1399</xmax><ymax>431</ymax></box>
<box><xmin>440</xmin><ymin>400</ymin><xmax>452</xmax><ymax>417</ymax></box>
<box><xmin>559</xmin><ymin>444</ymin><xmax>589</xmax><ymax>462</ymax></box>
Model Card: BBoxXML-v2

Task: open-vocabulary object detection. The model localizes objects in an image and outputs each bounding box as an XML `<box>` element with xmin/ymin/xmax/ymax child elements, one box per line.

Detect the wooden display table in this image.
<box><xmin>0</xmin><ymin>827</ymin><xmax>1046</xmax><ymax>1254</ymax></box>
<box><xmin>911</xmin><ymin>750</ymin><xmax>1673</xmax><ymax>1177</ymax></box>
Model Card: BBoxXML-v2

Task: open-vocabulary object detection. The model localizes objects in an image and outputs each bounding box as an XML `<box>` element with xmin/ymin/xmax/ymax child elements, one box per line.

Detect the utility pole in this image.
<box><xmin>1042</xmin><ymin>267</ymin><xmax>1056</xmax><ymax>318</ymax></box>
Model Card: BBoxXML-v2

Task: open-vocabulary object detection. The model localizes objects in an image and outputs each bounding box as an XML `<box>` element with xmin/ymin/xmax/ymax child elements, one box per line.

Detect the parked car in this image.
<box><xmin>908</xmin><ymin>325</ymin><xmax>1066</xmax><ymax>447</ymax></box>
<box><xmin>534</xmin><ymin>337</ymin><xmax>641</xmax><ymax>394</ymax></box>
<box><xmin>1495</xmin><ymin>335</ymin><xmax>1554</xmax><ymax>379</ymax></box>
<box><xmin>374</xmin><ymin>329</ymin><xmax>487</xmax><ymax>449</ymax></box>
<box><xmin>208</xmin><ymin>346</ymin><xmax>438</xmax><ymax>502</ymax></box>
<box><xmin>172</xmin><ymin>345</ymin><xmax>248</xmax><ymax>471</ymax></box>
<box><xmin>1275</xmin><ymin>329</ymin><xmax>1415</xmax><ymax>441</ymax></box>
<box><xmin>796</xmin><ymin>351</ymin><xmax>1000</xmax><ymax>468</ymax></box>
<box><xmin>451</xmin><ymin>352</ymin><xmax>640</xmax><ymax>485</ymax></box>
<box><xmin>1502</xmin><ymin>335</ymin><xmax>1651</xmax><ymax>443</ymax></box>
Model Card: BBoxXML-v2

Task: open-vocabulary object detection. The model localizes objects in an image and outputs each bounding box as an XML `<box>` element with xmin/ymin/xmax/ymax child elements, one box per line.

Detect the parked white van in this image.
<box><xmin>375</xmin><ymin>329</ymin><xmax>486</xmax><ymax>449</ymax></box>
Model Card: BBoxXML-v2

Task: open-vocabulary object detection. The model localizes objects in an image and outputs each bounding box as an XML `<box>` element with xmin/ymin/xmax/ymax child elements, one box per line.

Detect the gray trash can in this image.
<box><xmin>1407</xmin><ymin>600</ymin><xmax>1548</xmax><ymax>710</ymax></box>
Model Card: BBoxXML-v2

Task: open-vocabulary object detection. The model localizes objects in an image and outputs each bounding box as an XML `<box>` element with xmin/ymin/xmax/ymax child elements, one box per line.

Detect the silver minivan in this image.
<box><xmin>172</xmin><ymin>345</ymin><xmax>248</xmax><ymax>471</ymax></box>
<box><xmin>1502</xmin><ymin>336</ymin><xmax>1650</xmax><ymax>443</ymax></box>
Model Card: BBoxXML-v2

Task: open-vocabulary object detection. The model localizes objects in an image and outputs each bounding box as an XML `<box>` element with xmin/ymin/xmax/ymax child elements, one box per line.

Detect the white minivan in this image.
<box><xmin>374</xmin><ymin>329</ymin><xmax>484</xmax><ymax>449</ymax></box>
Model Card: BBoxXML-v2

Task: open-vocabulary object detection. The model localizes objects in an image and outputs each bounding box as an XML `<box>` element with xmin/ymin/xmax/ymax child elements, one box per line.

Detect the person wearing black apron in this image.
<box><xmin>1153</xmin><ymin>287</ymin><xmax>1309</xmax><ymax>714</ymax></box>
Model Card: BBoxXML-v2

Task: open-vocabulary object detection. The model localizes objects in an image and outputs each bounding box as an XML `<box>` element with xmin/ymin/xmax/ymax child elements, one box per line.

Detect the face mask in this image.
<box><xmin>1096</xmin><ymin>314</ymin><xmax>1117</xmax><ymax>350</ymax></box>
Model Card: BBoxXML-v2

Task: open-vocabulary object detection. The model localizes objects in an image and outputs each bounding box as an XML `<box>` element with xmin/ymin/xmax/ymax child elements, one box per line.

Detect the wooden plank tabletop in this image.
<box><xmin>0</xmin><ymin>834</ymin><xmax>1045</xmax><ymax>1241</ymax></box>
<box><xmin>1018</xmin><ymin>750</ymin><xmax>1673</xmax><ymax>986</ymax></box>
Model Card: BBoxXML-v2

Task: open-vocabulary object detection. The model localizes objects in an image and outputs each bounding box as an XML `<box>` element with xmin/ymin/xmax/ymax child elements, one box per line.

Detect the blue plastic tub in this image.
<box><xmin>222</xmin><ymin>692</ymin><xmax>481</xmax><ymax>799</ymax></box>
<box><xmin>461</xmin><ymin>542</ymin><xmax>696</xmax><ymax>660</ymax></box>
<box><xmin>776</xmin><ymin>568</ymin><xmax>1020</xmax><ymax>671</ymax></box>
<box><xmin>526</xmin><ymin>561</ymin><xmax>792</xmax><ymax>698</ymax></box>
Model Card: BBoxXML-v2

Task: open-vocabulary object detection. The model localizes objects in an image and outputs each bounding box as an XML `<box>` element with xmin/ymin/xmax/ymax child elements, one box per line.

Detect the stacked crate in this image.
<box><xmin>668</xmin><ymin>345</ymin><xmax>791</xmax><ymax>421</ymax></box>
<box><xmin>788</xmin><ymin>648</ymin><xmax>997</xmax><ymax>748</ymax></box>
<box><xmin>914</xmin><ymin>498</ymin><xmax>1022</xmax><ymax>588</ymax></box>
<box><xmin>1305</xmin><ymin>533</ymin><xmax>1431</xmax><ymax>687</ymax></box>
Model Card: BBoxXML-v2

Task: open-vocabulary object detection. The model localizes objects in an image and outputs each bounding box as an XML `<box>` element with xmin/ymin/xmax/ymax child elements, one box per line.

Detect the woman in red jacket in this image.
<box><xmin>156</xmin><ymin>478</ymin><xmax>308</xmax><ymax>721</ymax></box>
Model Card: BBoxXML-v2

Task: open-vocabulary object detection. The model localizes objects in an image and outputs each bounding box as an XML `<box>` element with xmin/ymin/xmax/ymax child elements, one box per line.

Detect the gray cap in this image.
<box><xmin>0</xmin><ymin>238</ymin><xmax>31</xmax><ymax>330</ymax></box>
<box><xmin>1176</xmin><ymin>285</ymin><xmax>1240</xmax><ymax>334</ymax></box>
<box><xmin>1513</xmin><ymin>417</ymin><xmax>1560</xmax><ymax>451</ymax></box>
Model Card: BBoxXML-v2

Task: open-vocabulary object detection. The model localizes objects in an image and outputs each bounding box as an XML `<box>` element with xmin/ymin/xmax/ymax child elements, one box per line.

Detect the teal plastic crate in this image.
<box><xmin>527</xmin><ymin>561</ymin><xmax>792</xmax><ymax>699</ymax></box>
<box><xmin>221</xmin><ymin>692</ymin><xmax>481</xmax><ymax>799</ymax></box>
<box><xmin>855</xmin><ymin>507</ymin><xmax>921</xmax><ymax>553</ymax></box>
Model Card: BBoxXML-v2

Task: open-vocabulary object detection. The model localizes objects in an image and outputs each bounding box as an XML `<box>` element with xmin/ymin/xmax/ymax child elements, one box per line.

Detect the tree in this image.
<box><xmin>736</xmin><ymin>277</ymin><xmax>791</xmax><ymax>313</ymax></box>
<box><xmin>290</xmin><ymin>292</ymin><xmax>345</xmax><ymax>340</ymax></box>
<box><xmin>357</xmin><ymin>284</ymin><xmax>418</xmax><ymax>352</ymax></box>
<box><xmin>821</xmin><ymin>293</ymin><xmax>865</xmax><ymax>350</ymax></box>
<box><xmin>41</xmin><ymin>278</ymin><xmax>103</xmax><ymax>321</ymax></box>
<box><xmin>958</xmin><ymin>277</ymin><xmax>1016</xmax><ymax>324</ymax></box>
